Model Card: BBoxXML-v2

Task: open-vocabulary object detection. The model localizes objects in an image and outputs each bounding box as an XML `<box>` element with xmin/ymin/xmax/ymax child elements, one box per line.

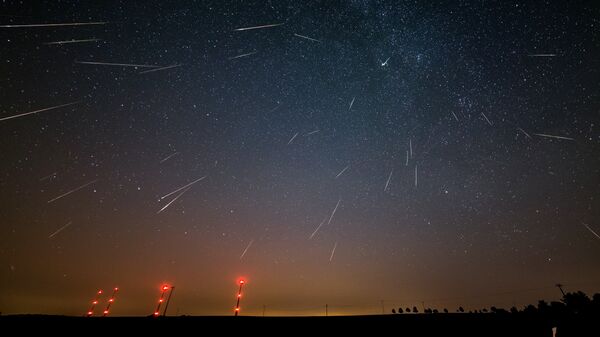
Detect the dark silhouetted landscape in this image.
<box><xmin>2</xmin><ymin>290</ymin><xmax>598</xmax><ymax>336</ymax></box>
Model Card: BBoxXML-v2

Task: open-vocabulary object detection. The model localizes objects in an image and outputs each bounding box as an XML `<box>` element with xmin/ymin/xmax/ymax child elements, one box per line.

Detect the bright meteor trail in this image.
<box><xmin>234</xmin><ymin>23</ymin><xmax>283</xmax><ymax>31</ymax></box>
<box><xmin>44</xmin><ymin>38</ymin><xmax>100</xmax><ymax>45</ymax></box>
<box><xmin>327</xmin><ymin>199</ymin><xmax>342</xmax><ymax>225</ymax></box>
<box><xmin>0</xmin><ymin>21</ymin><xmax>107</xmax><ymax>28</ymax></box>
<box><xmin>47</xmin><ymin>180</ymin><xmax>98</xmax><ymax>204</ymax></box>
<box><xmin>76</xmin><ymin>61</ymin><xmax>163</xmax><ymax>68</ymax></box>
<box><xmin>533</xmin><ymin>133</ymin><xmax>574</xmax><ymax>141</ymax></box>
<box><xmin>0</xmin><ymin>102</ymin><xmax>79</xmax><ymax>122</ymax></box>
<box><xmin>48</xmin><ymin>221</ymin><xmax>73</xmax><ymax>239</ymax></box>
<box><xmin>294</xmin><ymin>33</ymin><xmax>321</xmax><ymax>43</ymax></box>
<box><xmin>160</xmin><ymin>176</ymin><xmax>207</xmax><ymax>201</ymax></box>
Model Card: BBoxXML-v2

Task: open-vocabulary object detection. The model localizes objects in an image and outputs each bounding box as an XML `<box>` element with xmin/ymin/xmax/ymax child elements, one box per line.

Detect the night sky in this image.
<box><xmin>1</xmin><ymin>1</ymin><xmax>599</xmax><ymax>316</ymax></box>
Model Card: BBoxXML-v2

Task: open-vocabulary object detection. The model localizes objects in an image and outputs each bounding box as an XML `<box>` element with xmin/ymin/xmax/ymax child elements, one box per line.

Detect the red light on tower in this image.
<box><xmin>153</xmin><ymin>284</ymin><xmax>172</xmax><ymax>317</ymax></box>
<box><xmin>86</xmin><ymin>289</ymin><xmax>103</xmax><ymax>317</ymax></box>
<box><xmin>103</xmin><ymin>287</ymin><xmax>119</xmax><ymax>317</ymax></box>
<box><xmin>234</xmin><ymin>279</ymin><xmax>245</xmax><ymax>316</ymax></box>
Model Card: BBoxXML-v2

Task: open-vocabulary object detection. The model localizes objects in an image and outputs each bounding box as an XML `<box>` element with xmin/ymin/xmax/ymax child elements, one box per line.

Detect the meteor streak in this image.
<box><xmin>76</xmin><ymin>61</ymin><xmax>162</xmax><ymax>68</ymax></box>
<box><xmin>533</xmin><ymin>133</ymin><xmax>574</xmax><ymax>141</ymax></box>
<box><xmin>228</xmin><ymin>52</ymin><xmax>257</xmax><ymax>60</ymax></box>
<box><xmin>327</xmin><ymin>199</ymin><xmax>341</xmax><ymax>225</ymax></box>
<box><xmin>48</xmin><ymin>221</ymin><xmax>73</xmax><ymax>239</ymax></box>
<box><xmin>329</xmin><ymin>241</ymin><xmax>338</xmax><ymax>261</ymax></box>
<box><xmin>44</xmin><ymin>38</ymin><xmax>99</xmax><ymax>45</ymax></box>
<box><xmin>160</xmin><ymin>176</ymin><xmax>207</xmax><ymax>200</ymax></box>
<box><xmin>240</xmin><ymin>239</ymin><xmax>254</xmax><ymax>259</ymax></box>
<box><xmin>47</xmin><ymin>180</ymin><xmax>97</xmax><ymax>204</ymax></box>
<box><xmin>234</xmin><ymin>23</ymin><xmax>283</xmax><ymax>31</ymax></box>
<box><xmin>0</xmin><ymin>22</ymin><xmax>107</xmax><ymax>28</ymax></box>
<box><xmin>0</xmin><ymin>101</ymin><xmax>79</xmax><ymax>122</ymax></box>
<box><xmin>139</xmin><ymin>64</ymin><xmax>183</xmax><ymax>74</ymax></box>
<box><xmin>294</xmin><ymin>33</ymin><xmax>321</xmax><ymax>42</ymax></box>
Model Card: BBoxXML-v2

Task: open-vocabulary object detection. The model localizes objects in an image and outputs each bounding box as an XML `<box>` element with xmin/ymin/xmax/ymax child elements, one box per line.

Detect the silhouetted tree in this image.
<box><xmin>458</xmin><ymin>306</ymin><xmax>464</xmax><ymax>313</ymax></box>
<box><xmin>482</xmin><ymin>308</ymin><xmax>488</xmax><ymax>313</ymax></box>
<box><xmin>592</xmin><ymin>293</ymin><xmax>600</xmax><ymax>313</ymax></box>
<box><xmin>443</xmin><ymin>308</ymin><xmax>448</xmax><ymax>313</ymax></box>
<box><xmin>523</xmin><ymin>304</ymin><xmax>537</xmax><ymax>314</ymax></box>
<box><xmin>490</xmin><ymin>306</ymin><xmax>497</xmax><ymax>313</ymax></box>
<box><xmin>398</xmin><ymin>308</ymin><xmax>403</xmax><ymax>313</ymax></box>
<box><xmin>550</xmin><ymin>301</ymin><xmax>567</xmax><ymax>316</ymax></box>
<box><xmin>510</xmin><ymin>306</ymin><xmax>518</xmax><ymax>314</ymax></box>
<box><xmin>391</xmin><ymin>309</ymin><xmax>396</xmax><ymax>314</ymax></box>
<box><xmin>563</xmin><ymin>291</ymin><xmax>591</xmax><ymax>314</ymax></box>
<box><xmin>412</xmin><ymin>306</ymin><xmax>418</xmax><ymax>313</ymax></box>
<box><xmin>406</xmin><ymin>308</ymin><xmax>411</xmax><ymax>313</ymax></box>
<box><xmin>432</xmin><ymin>309</ymin><xmax>439</xmax><ymax>314</ymax></box>
<box><xmin>537</xmin><ymin>300</ymin><xmax>550</xmax><ymax>316</ymax></box>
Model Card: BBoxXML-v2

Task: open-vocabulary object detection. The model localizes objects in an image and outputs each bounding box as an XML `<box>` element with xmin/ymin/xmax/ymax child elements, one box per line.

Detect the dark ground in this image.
<box><xmin>1</xmin><ymin>313</ymin><xmax>595</xmax><ymax>336</ymax></box>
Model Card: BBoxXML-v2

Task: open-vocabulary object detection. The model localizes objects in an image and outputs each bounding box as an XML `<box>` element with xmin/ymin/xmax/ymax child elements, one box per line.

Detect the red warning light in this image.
<box><xmin>234</xmin><ymin>279</ymin><xmax>245</xmax><ymax>316</ymax></box>
<box><xmin>87</xmin><ymin>289</ymin><xmax>104</xmax><ymax>317</ymax></box>
<box><xmin>102</xmin><ymin>287</ymin><xmax>119</xmax><ymax>317</ymax></box>
<box><xmin>154</xmin><ymin>312</ymin><xmax>159</xmax><ymax>316</ymax></box>
<box><xmin>162</xmin><ymin>285</ymin><xmax>169</xmax><ymax>291</ymax></box>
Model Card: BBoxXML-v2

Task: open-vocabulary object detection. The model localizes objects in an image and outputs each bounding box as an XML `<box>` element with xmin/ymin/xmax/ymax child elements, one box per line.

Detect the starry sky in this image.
<box><xmin>1</xmin><ymin>1</ymin><xmax>599</xmax><ymax>316</ymax></box>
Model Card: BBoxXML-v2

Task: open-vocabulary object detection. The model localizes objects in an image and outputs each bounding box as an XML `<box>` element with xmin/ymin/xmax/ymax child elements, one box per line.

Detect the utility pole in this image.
<box><xmin>381</xmin><ymin>300</ymin><xmax>385</xmax><ymax>314</ymax></box>
<box><xmin>325</xmin><ymin>304</ymin><xmax>328</xmax><ymax>317</ymax></box>
<box><xmin>262</xmin><ymin>304</ymin><xmax>266</xmax><ymax>317</ymax></box>
<box><xmin>163</xmin><ymin>286</ymin><xmax>175</xmax><ymax>316</ymax></box>
<box><xmin>556</xmin><ymin>284</ymin><xmax>566</xmax><ymax>297</ymax></box>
